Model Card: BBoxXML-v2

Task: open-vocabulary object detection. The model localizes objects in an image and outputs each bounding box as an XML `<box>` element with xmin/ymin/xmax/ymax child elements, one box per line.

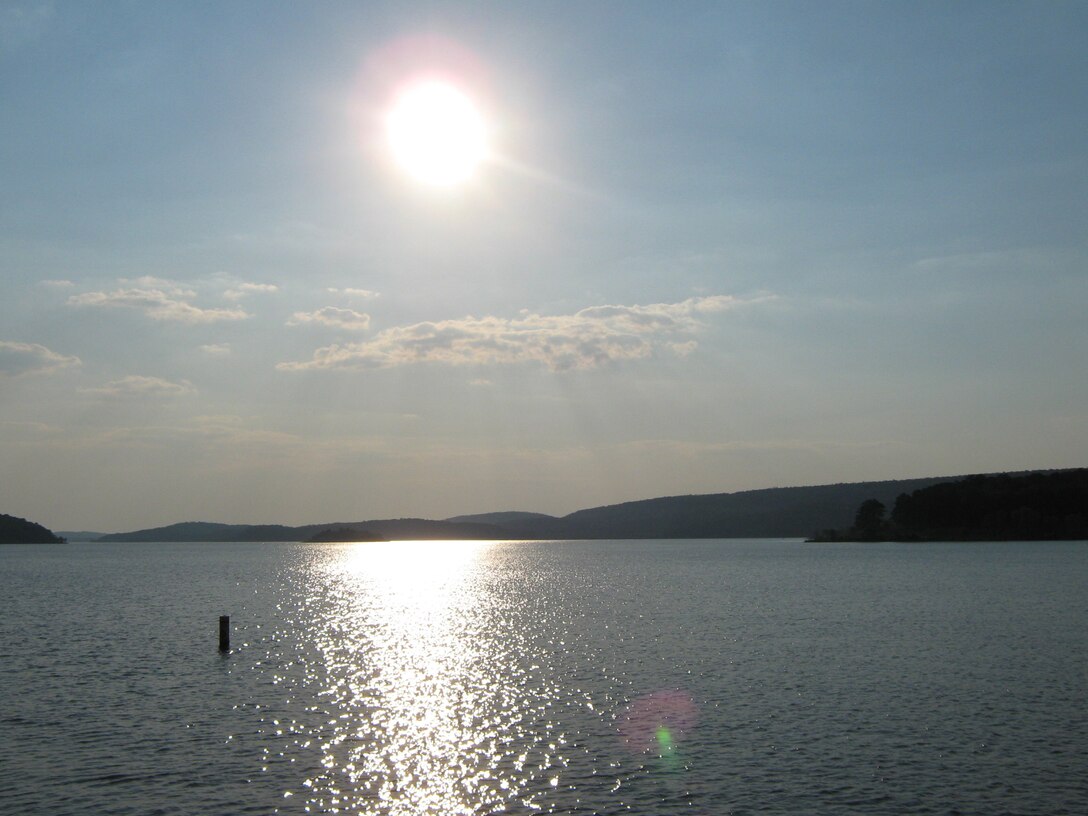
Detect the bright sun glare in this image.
<box><xmin>386</xmin><ymin>80</ymin><xmax>488</xmax><ymax>187</ymax></box>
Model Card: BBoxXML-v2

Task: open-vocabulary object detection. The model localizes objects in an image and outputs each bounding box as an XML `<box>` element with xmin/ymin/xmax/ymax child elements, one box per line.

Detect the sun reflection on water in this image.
<box><xmin>237</xmin><ymin>540</ymin><xmax>705</xmax><ymax>813</ymax></box>
<box><xmin>296</xmin><ymin>541</ymin><xmax>546</xmax><ymax>814</ymax></box>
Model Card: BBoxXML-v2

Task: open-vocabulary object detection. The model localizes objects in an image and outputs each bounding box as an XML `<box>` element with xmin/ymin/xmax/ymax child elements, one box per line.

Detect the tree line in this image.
<box><xmin>810</xmin><ymin>469</ymin><xmax>1088</xmax><ymax>541</ymax></box>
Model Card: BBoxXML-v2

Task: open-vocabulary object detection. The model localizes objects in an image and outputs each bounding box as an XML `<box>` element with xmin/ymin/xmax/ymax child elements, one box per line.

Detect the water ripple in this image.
<box><xmin>1</xmin><ymin>539</ymin><xmax>1086</xmax><ymax>814</ymax></box>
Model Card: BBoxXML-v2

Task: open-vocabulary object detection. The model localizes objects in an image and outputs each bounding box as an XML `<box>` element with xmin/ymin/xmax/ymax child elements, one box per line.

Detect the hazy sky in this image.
<box><xmin>2</xmin><ymin>1</ymin><xmax>1086</xmax><ymax>532</ymax></box>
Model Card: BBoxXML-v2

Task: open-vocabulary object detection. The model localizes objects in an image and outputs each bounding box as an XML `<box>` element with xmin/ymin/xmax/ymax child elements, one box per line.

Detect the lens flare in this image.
<box><xmin>656</xmin><ymin>726</ymin><xmax>675</xmax><ymax>754</ymax></box>
<box><xmin>618</xmin><ymin>690</ymin><xmax>698</xmax><ymax>756</ymax></box>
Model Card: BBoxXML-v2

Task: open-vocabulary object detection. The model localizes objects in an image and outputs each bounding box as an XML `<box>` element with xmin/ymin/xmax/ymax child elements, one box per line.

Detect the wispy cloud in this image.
<box><xmin>667</xmin><ymin>340</ymin><xmax>698</xmax><ymax>357</ymax></box>
<box><xmin>199</xmin><ymin>343</ymin><xmax>231</xmax><ymax>356</ymax></box>
<box><xmin>39</xmin><ymin>278</ymin><xmax>74</xmax><ymax>288</ymax></box>
<box><xmin>67</xmin><ymin>278</ymin><xmax>249</xmax><ymax>324</ymax></box>
<box><xmin>124</xmin><ymin>276</ymin><xmax>191</xmax><ymax>293</ymax></box>
<box><xmin>910</xmin><ymin>248</ymin><xmax>1068</xmax><ymax>275</ymax></box>
<box><xmin>80</xmin><ymin>375</ymin><xmax>196</xmax><ymax>398</ymax></box>
<box><xmin>0</xmin><ymin>340</ymin><xmax>81</xmax><ymax>376</ymax></box>
<box><xmin>279</xmin><ymin>295</ymin><xmax>757</xmax><ymax>372</ymax></box>
<box><xmin>287</xmin><ymin>306</ymin><xmax>371</xmax><ymax>332</ymax></box>
<box><xmin>223</xmin><ymin>282</ymin><xmax>279</xmax><ymax>300</ymax></box>
<box><xmin>328</xmin><ymin>287</ymin><xmax>380</xmax><ymax>299</ymax></box>
<box><xmin>0</xmin><ymin>419</ymin><xmax>61</xmax><ymax>435</ymax></box>
<box><xmin>614</xmin><ymin>437</ymin><xmax>905</xmax><ymax>456</ymax></box>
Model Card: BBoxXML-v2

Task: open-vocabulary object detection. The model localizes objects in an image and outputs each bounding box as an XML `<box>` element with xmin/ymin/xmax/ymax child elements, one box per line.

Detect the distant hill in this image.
<box><xmin>497</xmin><ymin>476</ymin><xmax>960</xmax><ymax>539</ymax></box>
<box><xmin>445</xmin><ymin>511</ymin><xmax>557</xmax><ymax>526</ymax></box>
<box><xmin>90</xmin><ymin>470</ymin><xmax>1080</xmax><ymax>542</ymax></box>
<box><xmin>98</xmin><ymin>517</ymin><xmax>507</xmax><ymax>542</ymax></box>
<box><xmin>304</xmin><ymin>526</ymin><xmax>385</xmax><ymax>543</ymax></box>
<box><xmin>98</xmin><ymin>522</ymin><xmax>283</xmax><ymax>542</ymax></box>
<box><xmin>0</xmin><ymin>513</ymin><xmax>64</xmax><ymax>544</ymax></box>
<box><xmin>318</xmin><ymin>518</ymin><xmax>506</xmax><ymax>540</ymax></box>
<box><xmin>56</xmin><ymin>531</ymin><xmax>105</xmax><ymax>542</ymax></box>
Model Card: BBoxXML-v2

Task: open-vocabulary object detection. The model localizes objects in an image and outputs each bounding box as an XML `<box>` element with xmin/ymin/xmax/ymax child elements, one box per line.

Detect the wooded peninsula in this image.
<box><xmin>810</xmin><ymin>470</ymin><xmax>1088</xmax><ymax>541</ymax></box>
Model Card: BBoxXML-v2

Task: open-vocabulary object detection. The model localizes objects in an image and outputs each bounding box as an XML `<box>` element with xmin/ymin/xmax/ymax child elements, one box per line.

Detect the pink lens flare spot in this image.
<box><xmin>617</xmin><ymin>689</ymin><xmax>699</xmax><ymax>754</ymax></box>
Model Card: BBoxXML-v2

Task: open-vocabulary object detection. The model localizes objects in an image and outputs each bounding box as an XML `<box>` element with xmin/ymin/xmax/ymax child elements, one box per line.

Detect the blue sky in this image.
<box><xmin>2</xmin><ymin>1</ymin><xmax>1086</xmax><ymax>531</ymax></box>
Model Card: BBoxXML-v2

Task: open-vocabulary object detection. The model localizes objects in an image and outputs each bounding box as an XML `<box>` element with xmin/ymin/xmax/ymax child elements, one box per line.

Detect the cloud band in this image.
<box><xmin>279</xmin><ymin>295</ymin><xmax>750</xmax><ymax>372</ymax></box>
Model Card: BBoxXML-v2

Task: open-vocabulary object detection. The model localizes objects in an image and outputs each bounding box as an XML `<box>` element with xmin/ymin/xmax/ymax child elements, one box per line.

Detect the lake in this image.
<box><xmin>1</xmin><ymin>539</ymin><xmax>1086</xmax><ymax>815</ymax></box>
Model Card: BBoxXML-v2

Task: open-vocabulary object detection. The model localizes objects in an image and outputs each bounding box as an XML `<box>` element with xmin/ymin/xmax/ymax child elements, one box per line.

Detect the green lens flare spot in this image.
<box><xmin>656</xmin><ymin>726</ymin><xmax>674</xmax><ymax>754</ymax></box>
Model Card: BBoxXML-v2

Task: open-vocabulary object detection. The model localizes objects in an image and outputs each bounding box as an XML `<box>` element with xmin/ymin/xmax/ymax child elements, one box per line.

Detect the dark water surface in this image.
<box><xmin>2</xmin><ymin>539</ymin><xmax>1086</xmax><ymax>815</ymax></box>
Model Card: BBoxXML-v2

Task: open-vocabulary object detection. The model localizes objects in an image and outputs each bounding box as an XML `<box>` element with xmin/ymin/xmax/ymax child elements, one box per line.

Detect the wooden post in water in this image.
<box><xmin>219</xmin><ymin>615</ymin><xmax>230</xmax><ymax>652</ymax></box>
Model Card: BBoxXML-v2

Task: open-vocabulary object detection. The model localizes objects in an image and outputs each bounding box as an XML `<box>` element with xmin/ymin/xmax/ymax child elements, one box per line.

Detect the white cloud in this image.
<box><xmin>39</xmin><ymin>278</ymin><xmax>74</xmax><ymax>288</ymax></box>
<box><xmin>328</xmin><ymin>287</ymin><xmax>380</xmax><ymax>299</ymax></box>
<box><xmin>80</xmin><ymin>375</ymin><xmax>196</xmax><ymax>398</ymax></box>
<box><xmin>0</xmin><ymin>340</ymin><xmax>81</xmax><ymax>376</ymax></box>
<box><xmin>68</xmin><ymin>283</ymin><xmax>249</xmax><ymax>323</ymax></box>
<box><xmin>279</xmin><ymin>295</ymin><xmax>754</xmax><ymax>372</ymax></box>
<box><xmin>199</xmin><ymin>343</ymin><xmax>231</xmax><ymax>356</ymax></box>
<box><xmin>668</xmin><ymin>340</ymin><xmax>698</xmax><ymax>357</ymax></box>
<box><xmin>223</xmin><ymin>282</ymin><xmax>279</xmax><ymax>300</ymax></box>
<box><xmin>121</xmin><ymin>276</ymin><xmax>194</xmax><ymax>295</ymax></box>
<box><xmin>287</xmin><ymin>306</ymin><xmax>371</xmax><ymax>332</ymax></box>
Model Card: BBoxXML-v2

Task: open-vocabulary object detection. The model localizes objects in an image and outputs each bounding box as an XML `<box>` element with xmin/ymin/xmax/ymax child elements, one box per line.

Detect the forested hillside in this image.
<box><xmin>813</xmin><ymin>470</ymin><xmax>1088</xmax><ymax>541</ymax></box>
<box><xmin>0</xmin><ymin>514</ymin><xmax>64</xmax><ymax>544</ymax></box>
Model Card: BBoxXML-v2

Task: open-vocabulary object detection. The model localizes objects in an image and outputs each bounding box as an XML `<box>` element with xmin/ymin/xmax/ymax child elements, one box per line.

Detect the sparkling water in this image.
<box><xmin>2</xmin><ymin>539</ymin><xmax>1085</xmax><ymax>815</ymax></box>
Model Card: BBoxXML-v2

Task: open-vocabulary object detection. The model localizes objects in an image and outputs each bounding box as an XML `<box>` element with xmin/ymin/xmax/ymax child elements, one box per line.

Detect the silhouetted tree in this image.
<box><xmin>852</xmin><ymin>498</ymin><xmax>887</xmax><ymax>540</ymax></box>
<box><xmin>891</xmin><ymin>492</ymin><xmax>913</xmax><ymax>527</ymax></box>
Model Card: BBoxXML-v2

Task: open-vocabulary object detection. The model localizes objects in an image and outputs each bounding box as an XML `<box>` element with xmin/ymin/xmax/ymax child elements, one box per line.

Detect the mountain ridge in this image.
<box><xmin>87</xmin><ymin>470</ymin><xmax>1077</xmax><ymax>542</ymax></box>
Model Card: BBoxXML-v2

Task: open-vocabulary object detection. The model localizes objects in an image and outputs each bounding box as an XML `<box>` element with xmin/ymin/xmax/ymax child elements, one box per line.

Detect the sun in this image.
<box><xmin>385</xmin><ymin>80</ymin><xmax>488</xmax><ymax>187</ymax></box>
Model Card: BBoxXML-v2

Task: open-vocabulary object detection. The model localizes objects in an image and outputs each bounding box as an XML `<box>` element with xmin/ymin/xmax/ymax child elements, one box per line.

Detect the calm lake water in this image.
<box><xmin>1</xmin><ymin>539</ymin><xmax>1086</xmax><ymax>815</ymax></box>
